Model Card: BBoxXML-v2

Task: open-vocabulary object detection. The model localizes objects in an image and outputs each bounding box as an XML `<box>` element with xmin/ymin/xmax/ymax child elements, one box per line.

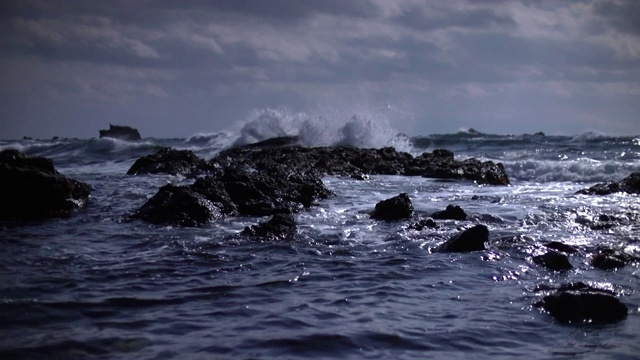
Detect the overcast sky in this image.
<box><xmin>1</xmin><ymin>0</ymin><xmax>639</xmax><ymax>139</ymax></box>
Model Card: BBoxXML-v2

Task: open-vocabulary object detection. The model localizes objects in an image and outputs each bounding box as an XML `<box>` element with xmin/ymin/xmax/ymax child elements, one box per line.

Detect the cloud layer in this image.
<box><xmin>1</xmin><ymin>0</ymin><xmax>639</xmax><ymax>138</ymax></box>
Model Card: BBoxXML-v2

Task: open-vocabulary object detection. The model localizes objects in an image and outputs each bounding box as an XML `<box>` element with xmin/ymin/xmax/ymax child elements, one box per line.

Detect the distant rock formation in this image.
<box><xmin>99</xmin><ymin>124</ymin><xmax>142</xmax><ymax>141</ymax></box>
<box><xmin>576</xmin><ymin>172</ymin><xmax>640</xmax><ymax>195</ymax></box>
<box><xmin>0</xmin><ymin>149</ymin><xmax>91</xmax><ymax>221</ymax></box>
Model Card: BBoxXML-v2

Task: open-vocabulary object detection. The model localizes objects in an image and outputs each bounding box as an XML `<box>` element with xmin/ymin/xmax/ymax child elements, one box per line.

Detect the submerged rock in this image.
<box><xmin>408</xmin><ymin>218</ymin><xmax>438</xmax><ymax>231</ymax></box>
<box><xmin>535</xmin><ymin>284</ymin><xmax>628</xmax><ymax>324</ymax></box>
<box><xmin>436</xmin><ymin>224</ymin><xmax>489</xmax><ymax>253</ymax></box>
<box><xmin>99</xmin><ymin>124</ymin><xmax>142</xmax><ymax>141</ymax></box>
<box><xmin>242</xmin><ymin>213</ymin><xmax>296</xmax><ymax>240</ymax></box>
<box><xmin>543</xmin><ymin>241</ymin><xmax>578</xmax><ymax>254</ymax></box>
<box><xmin>127</xmin><ymin>148</ymin><xmax>212</xmax><ymax>176</ymax></box>
<box><xmin>0</xmin><ymin>149</ymin><xmax>91</xmax><ymax>221</ymax></box>
<box><xmin>431</xmin><ymin>204</ymin><xmax>467</xmax><ymax>221</ymax></box>
<box><xmin>370</xmin><ymin>193</ymin><xmax>414</xmax><ymax>221</ymax></box>
<box><xmin>576</xmin><ymin>172</ymin><xmax>640</xmax><ymax>195</ymax></box>
<box><xmin>533</xmin><ymin>251</ymin><xmax>573</xmax><ymax>271</ymax></box>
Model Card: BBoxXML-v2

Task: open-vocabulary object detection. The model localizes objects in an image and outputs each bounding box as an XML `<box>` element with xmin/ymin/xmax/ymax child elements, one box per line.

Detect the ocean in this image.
<box><xmin>1</xmin><ymin>112</ymin><xmax>640</xmax><ymax>359</ymax></box>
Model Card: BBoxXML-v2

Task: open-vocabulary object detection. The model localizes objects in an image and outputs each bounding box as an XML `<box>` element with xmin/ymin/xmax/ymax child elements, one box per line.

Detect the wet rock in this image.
<box><xmin>127</xmin><ymin>148</ymin><xmax>213</xmax><ymax>176</ymax></box>
<box><xmin>535</xmin><ymin>285</ymin><xmax>628</xmax><ymax>324</ymax></box>
<box><xmin>133</xmin><ymin>166</ymin><xmax>333</xmax><ymax>226</ymax></box>
<box><xmin>543</xmin><ymin>241</ymin><xmax>578</xmax><ymax>254</ymax></box>
<box><xmin>99</xmin><ymin>124</ymin><xmax>141</xmax><ymax>141</ymax></box>
<box><xmin>431</xmin><ymin>204</ymin><xmax>467</xmax><ymax>221</ymax></box>
<box><xmin>576</xmin><ymin>172</ymin><xmax>640</xmax><ymax>195</ymax></box>
<box><xmin>408</xmin><ymin>218</ymin><xmax>438</xmax><ymax>231</ymax></box>
<box><xmin>370</xmin><ymin>193</ymin><xmax>414</xmax><ymax>221</ymax></box>
<box><xmin>242</xmin><ymin>213</ymin><xmax>296</xmax><ymax>240</ymax></box>
<box><xmin>533</xmin><ymin>251</ymin><xmax>573</xmax><ymax>271</ymax></box>
<box><xmin>0</xmin><ymin>149</ymin><xmax>91</xmax><ymax>221</ymax></box>
<box><xmin>436</xmin><ymin>224</ymin><xmax>489</xmax><ymax>253</ymax></box>
<box><xmin>592</xmin><ymin>254</ymin><xmax>626</xmax><ymax>270</ymax></box>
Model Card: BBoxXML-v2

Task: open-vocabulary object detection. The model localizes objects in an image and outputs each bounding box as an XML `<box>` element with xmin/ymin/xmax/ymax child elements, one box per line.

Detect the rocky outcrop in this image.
<box><xmin>132</xmin><ymin>166</ymin><xmax>333</xmax><ymax>227</ymax></box>
<box><xmin>535</xmin><ymin>282</ymin><xmax>628</xmax><ymax>324</ymax></box>
<box><xmin>407</xmin><ymin>218</ymin><xmax>438</xmax><ymax>231</ymax></box>
<box><xmin>431</xmin><ymin>204</ymin><xmax>467</xmax><ymax>221</ymax></box>
<box><xmin>99</xmin><ymin>124</ymin><xmax>142</xmax><ymax>141</ymax></box>
<box><xmin>370</xmin><ymin>193</ymin><xmax>414</xmax><ymax>221</ymax></box>
<box><xmin>576</xmin><ymin>172</ymin><xmax>640</xmax><ymax>195</ymax></box>
<box><xmin>533</xmin><ymin>251</ymin><xmax>573</xmax><ymax>271</ymax></box>
<box><xmin>127</xmin><ymin>148</ymin><xmax>213</xmax><ymax>176</ymax></box>
<box><xmin>0</xmin><ymin>149</ymin><xmax>91</xmax><ymax>221</ymax></box>
<box><xmin>436</xmin><ymin>224</ymin><xmax>489</xmax><ymax>253</ymax></box>
<box><xmin>242</xmin><ymin>213</ymin><xmax>297</xmax><ymax>240</ymax></box>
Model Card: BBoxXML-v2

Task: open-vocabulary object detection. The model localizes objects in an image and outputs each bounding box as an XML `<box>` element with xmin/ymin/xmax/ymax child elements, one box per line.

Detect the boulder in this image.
<box><xmin>535</xmin><ymin>284</ymin><xmax>628</xmax><ymax>324</ymax></box>
<box><xmin>436</xmin><ymin>224</ymin><xmax>489</xmax><ymax>253</ymax></box>
<box><xmin>242</xmin><ymin>213</ymin><xmax>296</xmax><ymax>240</ymax></box>
<box><xmin>99</xmin><ymin>124</ymin><xmax>141</xmax><ymax>141</ymax></box>
<box><xmin>533</xmin><ymin>251</ymin><xmax>573</xmax><ymax>271</ymax></box>
<box><xmin>543</xmin><ymin>241</ymin><xmax>578</xmax><ymax>254</ymax></box>
<box><xmin>127</xmin><ymin>148</ymin><xmax>212</xmax><ymax>176</ymax></box>
<box><xmin>370</xmin><ymin>193</ymin><xmax>414</xmax><ymax>221</ymax></box>
<box><xmin>0</xmin><ymin>149</ymin><xmax>91</xmax><ymax>221</ymax></box>
<box><xmin>591</xmin><ymin>254</ymin><xmax>626</xmax><ymax>270</ymax></box>
<box><xmin>576</xmin><ymin>172</ymin><xmax>640</xmax><ymax>195</ymax></box>
<box><xmin>431</xmin><ymin>204</ymin><xmax>467</xmax><ymax>221</ymax></box>
<box><xmin>407</xmin><ymin>218</ymin><xmax>438</xmax><ymax>231</ymax></box>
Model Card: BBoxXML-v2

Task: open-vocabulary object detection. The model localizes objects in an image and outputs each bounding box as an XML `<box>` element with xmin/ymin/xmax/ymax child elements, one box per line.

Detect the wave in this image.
<box><xmin>502</xmin><ymin>158</ymin><xmax>640</xmax><ymax>183</ymax></box>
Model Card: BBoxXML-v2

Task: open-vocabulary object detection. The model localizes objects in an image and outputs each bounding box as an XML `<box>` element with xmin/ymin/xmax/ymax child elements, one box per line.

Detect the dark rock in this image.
<box><xmin>431</xmin><ymin>204</ymin><xmax>467</xmax><ymax>220</ymax></box>
<box><xmin>127</xmin><ymin>148</ymin><xmax>212</xmax><ymax>176</ymax></box>
<box><xmin>408</xmin><ymin>218</ymin><xmax>438</xmax><ymax>231</ymax></box>
<box><xmin>436</xmin><ymin>224</ymin><xmax>489</xmax><ymax>253</ymax></box>
<box><xmin>533</xmin><ymin>132</ymin><xmax>546</xmax><ymax>136</ymax></box>
<box><xmin>536</xmin><ymin>290</ymin><xmax>628</xmax><ymax>324</ymax></box>
<box><xmin>544</xmin><ymin>241</ymin><xmax>578</xmax><ymax>254</ymax></box>
<box><xmin>592</xmin><ymin>254</ymin><xmax>626</xmax><ymax>270</ymax></box>
<box><xmin>133</xmin><ymin>166</ymin><xmax>333</xmax><ymax>226</ymax></box>
<box><xmin>242</xmin><ymin>213</ymin><xmax>296</xmax><ymax>240</ymax></box>
<box><xmin>576</xmin><ymin>172</ymin><xmax>640</xmax><ymax>195</ymax></box>
<box><xmin>370</xmin><ymin>193</ymin><xmax>414</xmax><ymax>221</ymax></box>
<box><xmin>99</xmin><ymin>124</ymin><xmax>142</xmax><ymax>141</ymax></box>
<box><xmin>533</xmin><ymin>251</ymin><xmax>573</xmax><ymax>271</ymax></box>
<box><xmin>0</xmin><ymin>149</ymin><xmax>91</xmax><ymax>221</ymax></box>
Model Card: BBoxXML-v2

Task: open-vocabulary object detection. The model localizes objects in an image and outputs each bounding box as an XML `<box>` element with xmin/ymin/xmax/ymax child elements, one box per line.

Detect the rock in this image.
<box><xmin>132</xmin><ymin>166</ymin><xmax>333</xmax><ymax>226</ymax></box>
<box><xmin>533</xmin><ymin>251</ymin><xmax>573</xmax><ymax>271</ymax></box>
<box><xmin>99</xmin><ymin>124</ymin><xmax>142</xmax><ymax>141</ymax></box>
<box><xmin>543</xmin><ymin>241</ymin><xmax>578</xmax><ymax>254</ymax></box>
<box><xmin>242</xmin><ymin>213</ymin><xmax>296</xmax><ymax>240</ymax></box>
<box><xmin>535</xmin><ymin>286</ymin><xmax>628</xmax><ymax>324</ymax></box>
<box><xmin>436</xmin><ymin>224</ymin><xmax>489</xmax><ymax>253</ymax></box>
<box><xmin>576</xmin><ymin>172</ymin><xmax>640</xmax><ymax>195</ymax></box>
<box><xmin>127</xmin><ymin>148</ymin><xmax>212</xmax><ymax>176</ymax></box>
<box><xmin>0</xmin><ymin>149</ymin><xmax>91</xmax><ymax>221</ymax></box>
<box><xmin>408</xmin><ymin>218</ymin><xmax>438</xmax><ymax>231</ymax></box>
<box><xmin>431</xmin><ymin>204</ymin><xmax>467</xmax><ymax>221</ymax></box>
<box><xmin>533</xmin><ymin>132</ymin><xmax>546</xmax><ymax>136</ymax></box>
<box><xmin>592</xmin><ymin>254</ymin><xmax>626</xmax><ymax>270</ymax></box>
<box><xmin>370</xmin><ymin>193</ymin><xmax>414</xmax><ymax>221</ymax></box>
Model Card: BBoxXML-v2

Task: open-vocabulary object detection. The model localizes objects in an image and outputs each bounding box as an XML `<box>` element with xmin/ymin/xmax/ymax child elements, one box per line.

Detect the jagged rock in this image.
<box><xmin>431</xmin><ymin>204</ymin><xmax>467</xmax><ymax>221</ymax></box>
<box><xmin>127</xmin><ymin>148</ymin><xmax>212</xmax><ymax>176</ymax></box>
<box><xmin>543</xmin><ymin>241</ymin><xmax>578</xmax><ymax>254</ymax></box>
<box><xmin>242</xmin><ymin>213</ymin><xmax>296</xmax><ymax>240</ymax></box>
<box><xmin>436</xmin><ymin>224</ymin><xmax>489</xmax><ymax>253</ymax></box>
<box><xmin>592</xmin><ymin>254</ymin><xmax>626</xmax><ymax>270</ymax></box>
<box><xmin>576</xmin><ymin>172</ymin><xmax>640</xmax><ymax>195</ymax></box>
<box><xmin>533</xmin><ymin>251</ymin><xmax>573</xmax><ymax>271</ymax></box>
<box><xmin>99</xmin><ymin>124</ymin><xmax>141</xmax><ymax>141</ymax></box>
<box><xmin>535</xmin><ymin>284</ymin><xmax>628</xmax><ymax>324</ymax></box>
<box><xmin>132</xmin><ymin>166</ymin><xmax>333</xmax><ymax>227</ymax></box>
<box><xmin>0</xmin><ymin>149</ymin><xmax>91</xmax><ymax>221</ymax></box>
<box><xmin>408</xmin><ymin>218</ymin><xmax>438</xmax><ymax>231</ymax></box>
<box><xmin>370</xmin><ymin>193</ymin><xmax>414</xmax><ymax>221</ymax></box>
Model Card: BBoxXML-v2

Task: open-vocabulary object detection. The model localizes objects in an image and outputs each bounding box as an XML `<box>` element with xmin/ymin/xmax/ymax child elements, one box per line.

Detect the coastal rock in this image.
<box><xmin>543</xmin><ymin>241</ymin><xmax>578</xmax><ymax>254</ymax></box>
<box><xmin>592</xmin><ymin>254</ymin><xmax>626</xmax><ymax>270</ymax></box>
<box><xmin>576</xmin><ymin>172</ymin><xmax>640</xmax><ymax>195</ymax></box>
<box><xmin>242</xmin><ymin>213</ymin><xmax>296</xmax><ymax>240</ymax></box>
<box><xmin>0</xmin><ymin>149</ymin><xmax>91</xmax><ymax>221</ymax></box>
<box><xmin>99</xmin><ymin>124</ymin><xmax>142</xmax><ymax>141</ymax></box>
<box><xmin>133</xmin><ymin>166</ymin><xmax>333</xmax><ymax>226</ymax></box>
<box><xmin>535</xmin><ymin>284</ymin><xmax>628</xmax><ymax>324</ymax></box>
<box><xmin>436</xmin><ymin>224</ymin><xmax>489</xmax><ymax>253</ymax></box>
<box><xmin>431</xmin><ymin>204</ymin><xmax>467</xmax><ymax>221</ymax></box>
<box><xmin>408</xmin><ymin>218</ymin><xmax>438</xmax><ymax>231</ymax></box>
<box><xmin>127</xmin><ymin>148</ymin><xmax>212</xmax><ymax>176</ymax></box>
<box><xmin>533</xmin><ymin>251</ymin><xmax>573</xmax><ymax>271</ymax></box>
<box><xmin>370</xmin><ymin>193</ymin><xmax>414</xmax><ymax>221</ymax></box>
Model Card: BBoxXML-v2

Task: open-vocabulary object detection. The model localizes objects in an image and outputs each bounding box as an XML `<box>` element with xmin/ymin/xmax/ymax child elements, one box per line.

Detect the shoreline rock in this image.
<box><xmin>99</xmin><ymin>124</ymin><xmax>142</xmax><ymax>141</ymax></box>
<box><xmin>436</xmin><ymin>224</ymin><xmax>489</xmax><ymax>253</ymax></box>
<box><xmin>370</xmin><ymin>193</ymin><xmax>414</xmax><ymax>221</ymax></box>
<box><xmin>576</xmin><ymin>172</ymin><xmax>640</xmax><ymax>195</ymax></box>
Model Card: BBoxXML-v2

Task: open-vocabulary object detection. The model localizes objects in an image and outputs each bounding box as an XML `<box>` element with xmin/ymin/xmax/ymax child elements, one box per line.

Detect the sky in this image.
<box><xmin>0</xmin><ymin>0</ymin><xmax>639</xmax><ymax>139</ymax></box>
